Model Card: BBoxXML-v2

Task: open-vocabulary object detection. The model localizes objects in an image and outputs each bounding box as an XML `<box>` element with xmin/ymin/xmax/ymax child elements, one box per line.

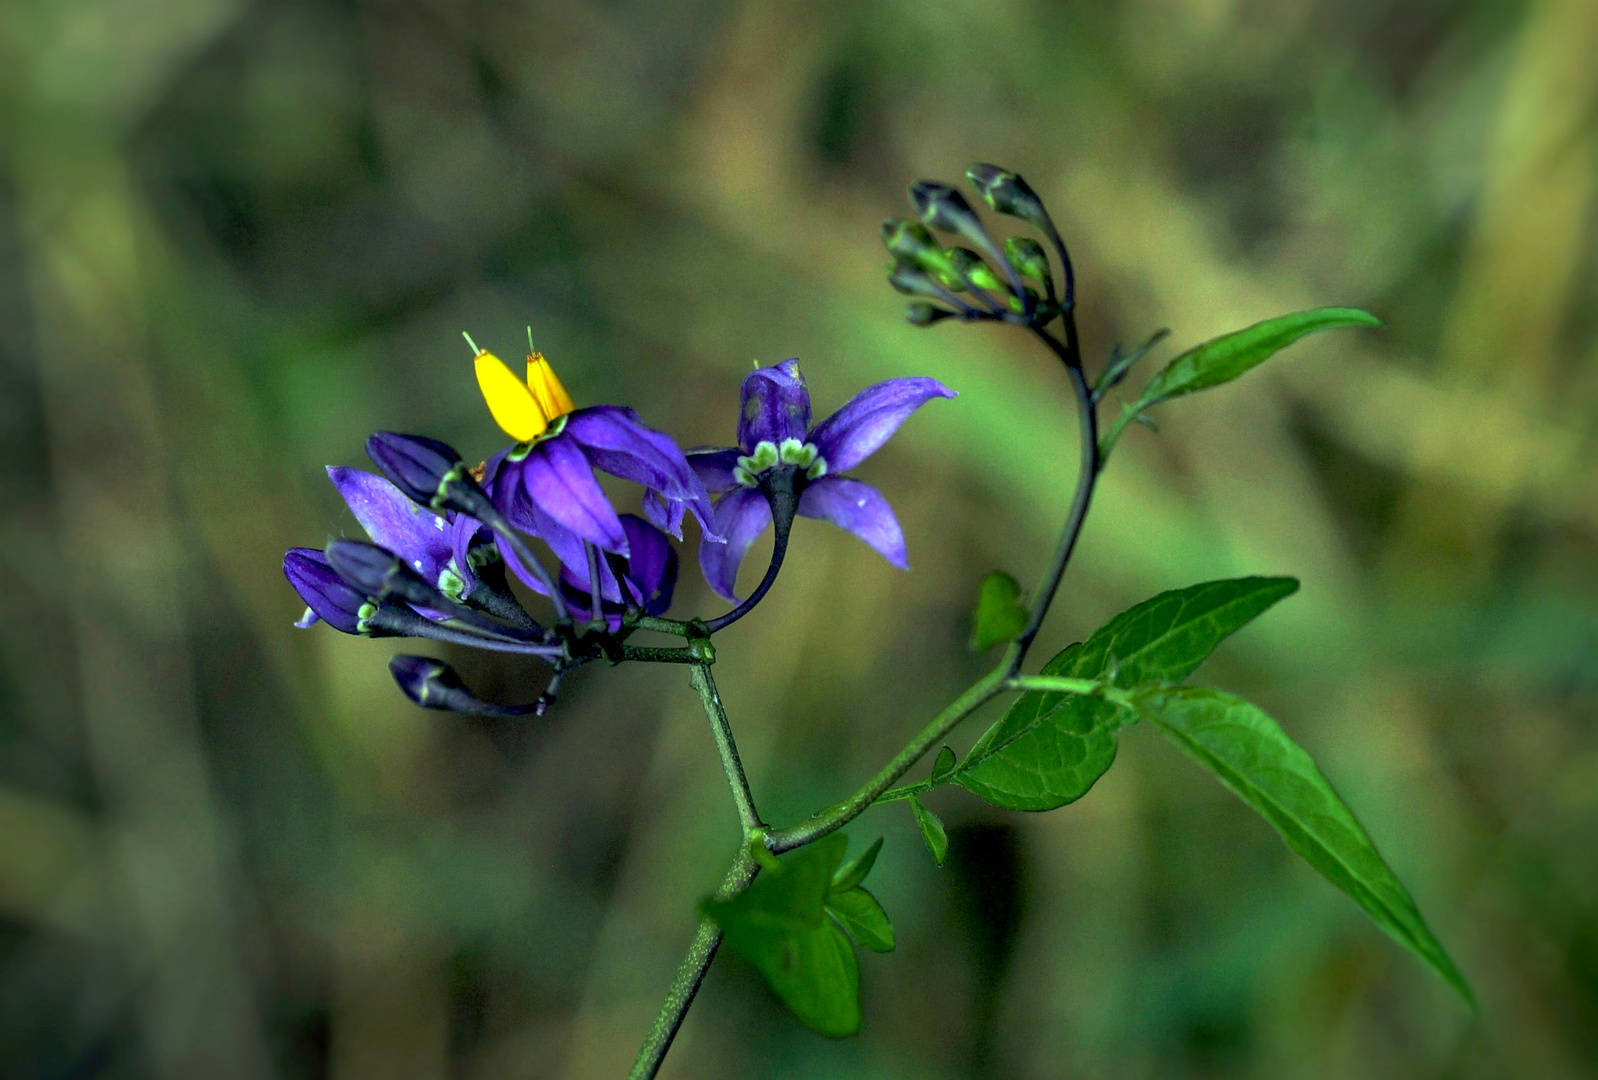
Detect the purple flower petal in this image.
<box><xmin>448</xmin><ymin>513</ymin><xmax>491</xmax><ymax>595</ymax></box>
<box><xmin>686</xmin><ymin>447</ymin><xmax>743</xmax><ymax>494</ymax></box>
<box><xmin>519</xmin><ymin>434</ymin><xmax>629</xmax><ymax>555</ymax></box>
<box><xmin>808</xmin><ymin>377</ymin><xmax>956</xmax><ymax>474</ymax></box>
<box><xmin>797</xmin><ymin>476</ymin><xmax>907</xmax><ymax>569</ymax></box>
<box><xmin>619</xmin><ymin>515</ymin><xmax>677</xmax><ymax>613</ymax></box>
<box><xmin>283</xmin><ymin>548</ymin><xmax>366</xmax><ymax>634</ymax></box>
<box><xmin>564</xmin><ymin>406</ymin><xmax>718</xmax><ymax>537</ymax></box>
<box><xmin>328</xmin><ymin>467</ymin><xmax>455</xmax><ymax>583</ymax></box>
<box><xmin>698</xmin><ymin>488</ymin><xmax>773</xmax><ymax>602</ymax></box>
<box><xmin>736</xmin><ymin>359</ymin><xmax>811</xmax><ymax>453</ymax></box>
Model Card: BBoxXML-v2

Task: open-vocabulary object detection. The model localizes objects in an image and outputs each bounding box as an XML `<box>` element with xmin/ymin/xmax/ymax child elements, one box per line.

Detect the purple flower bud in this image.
<box><xmin>910</xmin><ymin>181</ymin><xmax>981</xmax><ymax>235</ymax></box>
<box><xmin>284</xmin><ymin>547</ymin><xmax>370</xmax><ymax>634</ymax></box>
<box><xmin>388</xmin><ymin>655</ymin><xmax>540</xmax><ymax>716</ymax></box>
<box><xmin>366</xmin><ymin>432</ymin><xmax>466</xmax><ymax>508</ymax></box>
<box><xmin>324</xmin><ymin>538</ymin><xmax>410</xmax><ymax>596</ymax></box>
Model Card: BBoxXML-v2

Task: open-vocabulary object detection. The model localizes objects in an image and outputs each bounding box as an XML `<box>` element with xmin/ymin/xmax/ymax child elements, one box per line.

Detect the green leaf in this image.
<box><xmin>1140</xmin><ymin>307</ymin><xmax>1380</xmax><ymax>405</ymax></box>
<box><xmin>909</xmin><ymin>798</ymin><xmax>948</xmax><ymax>866</ymax></box>
<box><xmin>826</xmin><ymin>887</ymin><xmax>895</xmax><ymax>953</ymax></box>
<box><xmin>831</xmin><ymin>837</ymin><xmax>883</xmax><ymax>894</ymax></box>
<box><xmin>929</xmin><ymin>746</ymin><xmax>958</xmax><ymax>784</ymax></box>
<box><xmin>1100</xmin><ymin>307</ymin><xmax>1380</xmax><ymax>457</ymax></box>
<box><xmin>970</xmin><ymin>571</ymin><xmax>1029</xmax><ymax>651</ymax></box>
<box><xmin>704</xmin><ymin>834</ymin><xmax>861</xmax><ymax>1036</ymax></box>
<box><xmin>1137</xmin><ymin>685</ymin><xmax>1473</xmax><ymax>1006</ymax></box>
<box><xmin>956</xmin><ymin>577</ymin><xmax>1299</xmax><ymax>811</ymax></box>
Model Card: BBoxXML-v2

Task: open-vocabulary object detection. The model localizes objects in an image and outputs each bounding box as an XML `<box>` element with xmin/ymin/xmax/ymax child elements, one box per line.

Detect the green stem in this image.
<box><xmin>691</xmin><ymin>662</ymin><xmax>763</xmax><ymax>834</ymax></box>
<box><xmin>766</xmin><ymin>651</ymin><xmax>1016</xmax><ymax>853</ymax></box>
<box><xmin>626</xmin><ymin>850</ymin><xmax>758</xmax><ymax>1080</ymax></box>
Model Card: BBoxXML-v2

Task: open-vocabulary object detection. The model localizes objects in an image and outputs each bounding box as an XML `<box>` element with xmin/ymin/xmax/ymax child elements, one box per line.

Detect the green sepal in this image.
<box><xmin>970</xmin><ymin>570</ymin><xmax>1028</xmax><ymax>651</ymax></box>
<box><xmin>704</xmin><ymin>834</ymin><xmax>861</xmax><ymax>1037</ymax></box>
<box><xmin>909</xmin><ymin>798</ymin><xmax>948</xmax><ymax>866</ymax></box>
<box><xmin>825</xmin><ymin>887</ymin><xmax>895</xmax><ymax>953</ymax></box>
<box><xmin>1004</xmin><ymin>236</ymin><xmax>1053</xmax><ymax>296</ymax></box>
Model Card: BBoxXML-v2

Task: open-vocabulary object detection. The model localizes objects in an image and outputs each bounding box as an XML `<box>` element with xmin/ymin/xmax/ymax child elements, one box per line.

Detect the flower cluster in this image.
<box><xmin>284</xmin><ymin>337</ymin><xmax>952</xmax><ymax>713</ymax></box>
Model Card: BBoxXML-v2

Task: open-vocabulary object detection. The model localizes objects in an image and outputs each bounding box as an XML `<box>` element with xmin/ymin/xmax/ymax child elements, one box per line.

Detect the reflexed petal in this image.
<box><xmin>328</xmin><ymin>467</ymin><xmax>454</xmax><ymax>582</ymax></box>
<box><xmin>686</xmin><ymin>446</ymin><xmax>742</xmax><ymax>494</ymax></box>
<box><xmin>283</xmin><ymin>548</ymin><xmax>366</xmax><ymax>634</ymax></box>
<box><xmin>447</xmin><ymin>513</ymin><xmax>492</xmax><ymax>595</ymax></box>
<box><xmin>808</xmin><ymin>377</ymin><xmax>956</xmax><ymax>473</ymax></box>
<box><xmin>564</xmin><ymin>406</ymin><xmax>718</xmax><ymax>537</ymax></box>
<box><xmin>736</xmin><ymin>359</ymin><xmax>810</xmax><ymax>453</ymax></box>
<box><xmin>495</xmin><ymin>489</ymin><xmax>625</xmax><ymax>603</ymax></box>
<box><xmin>520</xmin><ymin>434</ymin><xmax>629</xmax><ymax>554</ymax></box>
<box><xmin>797</xmin><ymin>476</ymin><xmax>907</xmax><ymax>568</ymax></box>
<box><xmin>699</xmin><ymin>488</ymin><xmax>773</xmax><ymax>602</ymax></box>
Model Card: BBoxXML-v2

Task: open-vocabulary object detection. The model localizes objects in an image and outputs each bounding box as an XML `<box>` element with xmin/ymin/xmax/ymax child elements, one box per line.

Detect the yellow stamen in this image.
<box><xmin>525</xmin><ymin>351</ymin><xmax>576</xmax><ymax>420</ymax></box>
<box><xmin>474</xmin><ymin>349</ymin><xmax>550</xmax><ymax>441</ymax></box>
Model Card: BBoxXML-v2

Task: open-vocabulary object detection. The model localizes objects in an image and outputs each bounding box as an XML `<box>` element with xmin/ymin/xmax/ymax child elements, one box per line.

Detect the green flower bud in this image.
<box><xmin>1004</xmin><ymin>236</ymin><xmax>1053</xmax><ymax>295</ymax></box>
<box><xmin>947</xmin><ymin>248</ymin><xmax>1003</xmax><ymax>292</ymax></box>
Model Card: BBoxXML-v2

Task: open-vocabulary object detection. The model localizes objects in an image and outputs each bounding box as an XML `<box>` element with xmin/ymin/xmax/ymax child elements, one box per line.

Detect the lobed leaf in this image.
<box><xmin>704</xmin><ymin>834</ymin><xmax>862</xmax><ymax>1036</ymax></box>
<box><xmin>970</xmin><ymin>571</ymin><xmax>1029</xmax><ymax>651</ymax></box>
<box><xmin>956</xmin><ymin>577</ymin><xmax>1299</xmax><ymax>811</ymax></box>
<box><xmin>826</xmin><ymin>887</ymin><xmax>895</xmax><ymax>953</ymax></box>
<box><xmin>1137</xmin><ymin>685</ymin><xmax>1473</xmax><ymax>1005</ymax></box>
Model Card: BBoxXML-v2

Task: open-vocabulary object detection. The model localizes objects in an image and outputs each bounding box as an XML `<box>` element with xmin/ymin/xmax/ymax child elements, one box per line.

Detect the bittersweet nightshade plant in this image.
<box><xmin>284</xmin><ymin>164</ymin><xmax>1472</xmax><ymax>1077</ymax></box>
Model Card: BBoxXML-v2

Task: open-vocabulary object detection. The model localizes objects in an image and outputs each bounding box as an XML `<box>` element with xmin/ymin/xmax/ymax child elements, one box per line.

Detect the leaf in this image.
<box><xmin>1137</xmin><ymin>685</ymin><xmax>1474</xmax><ymax>1006</ymax></box>
<box><xmin>970</xmin><ymin>571</ymin><xmax>1029</xmax><ymax>651</ymax></box>
<box><xmin>909</xmin><ymin>798</ymin><xmax>948</xmax><ymax>866</ymax></box>
<box><xmin>831</xmin><ymin>837</ymin><xmax>883</xmax><ymax>893</ymax></box>
<box><xmin>704</xmin><ymin>834</ymin><xmax>861</xmax><ymax>1036</ymax></box>
<box><xmin>929</xmin><ymin>746</ymin><xmax>958</xmax><ymax>784</ymax></box>
<box><xmin>1140</xmin><ymin>307</ymin><xmax>1381</xmax><ymax>405</ymax></box>
<box><xmin>826</xmin><ymin>887</ymin><xmax>895</xmax><ymax>953</ymax></box>
<box><xmin>1100</xmin><ymin>307</ymin><xmax>1380</xmax><ymax>457</ymax></box>
<box><xmin>956</xmin><ymin>577</ymin><xmax>1299</xmax><ymax>811</ymax></box>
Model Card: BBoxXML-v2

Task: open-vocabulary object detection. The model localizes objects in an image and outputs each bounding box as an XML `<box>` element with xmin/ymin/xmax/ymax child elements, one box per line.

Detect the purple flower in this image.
<box><xmin>470</xmin><ymin>343</ymin><xmax>719</xmax><ymax>556</ymax></box>
<box><xmin>691</xmin><ymin>359</ymin><xmax>955</xmax><ymax>601</ymax></box>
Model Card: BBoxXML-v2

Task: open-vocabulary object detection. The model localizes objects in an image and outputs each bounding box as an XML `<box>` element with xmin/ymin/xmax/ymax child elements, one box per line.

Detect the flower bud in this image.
<box><xmin>888</xmin><ymin>261</ymin><xmax>951</xmax><ymax>300</ymax></box>
<box><xmin>947</xmin><ymin>248</ymin><xmax>1003</xmax><ymax>292</ymax></box>
<box><xmin>966</xmin><ymin>164</ymin><xmax>1052</xmax><ymax>231</ymax></box>
<box><xmin>388</xmin><ymin>655</ymin><xmax>537</xmax><ymax>716</ymax></box>
<box><xmin>909</xmin><ymin>181</ymin><xmax>982</xmax><ymax>236</ymax></box>
<box><xmin>905</xmin><ymin>303</ymin><xmax>956</xmax><ymax>326</ymax></box>
<box><xmin>366</xmin><ymin>432</ymin><xmax>466</xmax><ymax>508</ymax></box>
<box><xmin>284</xmin><ymin>548</ymin><xmax>371</xmax><ymax>635</ymax></box>
<box><xmin>324</xmin><ymin>538</ymin><xmax>443</xmax><ymax>610</ymax></box>
<box><xmin>1004</xmin><ymin>236</ymin><xmax>1053</xmax><ymax>294</ymax></box>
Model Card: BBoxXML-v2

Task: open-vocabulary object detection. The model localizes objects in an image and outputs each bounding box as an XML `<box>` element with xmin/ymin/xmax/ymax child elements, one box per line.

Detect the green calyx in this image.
<box><xmin>355</xmin><ymin>601</ymin><xmax>379</xmax><ymax>635</ymax></box>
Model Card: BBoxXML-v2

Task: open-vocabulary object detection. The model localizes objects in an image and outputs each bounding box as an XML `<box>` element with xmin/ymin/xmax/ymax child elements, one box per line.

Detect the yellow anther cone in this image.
<box><xmin>474</xmin><ymin>350</ymin><xmax>549</xmax><ymax>441</ymax></box>
<box><xmin>525</xmin><ymin>352</ymin><xmax>576</xmax><ymax>420</ymax></box>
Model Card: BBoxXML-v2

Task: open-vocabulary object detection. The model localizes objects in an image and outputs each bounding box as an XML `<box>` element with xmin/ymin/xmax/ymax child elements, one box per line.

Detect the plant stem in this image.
<box><xmin>626</xmin><ymin>849</ymin><xmax>759</xmax><ymax>1080</ymax></box>
<box><xmin>1010</xmin><ymin>320</ymin><xmax>1097</xmax><ymax>670</ymax></box>
<box><xmin>702</xmin><ymin>470</ymin><xmax>798</xmax><ymax>634</ymax></box>
<box><xmin>690</xmin><ymin>662</ymin><xmax>763</xmax><ymax>834</ymax></box>
<box><xmin>767</xmin><ymin>653</ymin><xmax>1015</xmax><ymax>853</ymax></box>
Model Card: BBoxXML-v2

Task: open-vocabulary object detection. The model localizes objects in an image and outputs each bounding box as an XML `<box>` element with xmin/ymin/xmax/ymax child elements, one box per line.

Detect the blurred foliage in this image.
<box><xmin>2</xmin><ymin>0</ymin><xmax>1597</xmax><ymax>1077</ymax></box>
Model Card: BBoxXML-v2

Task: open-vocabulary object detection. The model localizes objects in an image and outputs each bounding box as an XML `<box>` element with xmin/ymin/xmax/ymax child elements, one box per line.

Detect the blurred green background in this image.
<box><xmin>3</xmin><ymin>0</ymin><xmax>1596</xmax><ymax>1077</ymax></box>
